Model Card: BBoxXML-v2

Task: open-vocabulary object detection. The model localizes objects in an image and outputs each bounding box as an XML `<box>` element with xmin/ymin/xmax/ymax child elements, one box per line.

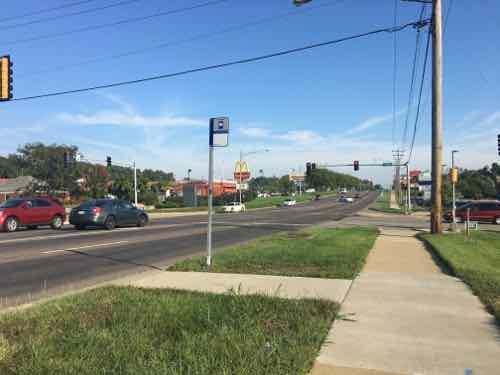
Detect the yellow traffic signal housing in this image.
<box><xmin>450</xmin><ymin>167</ymin><xmax>459</xmax><ymax>184</ymax></box>
<box><xmin>0</xmin><ymin>55</ymin><xmax>13</xmax><ymax>101</ymax></box>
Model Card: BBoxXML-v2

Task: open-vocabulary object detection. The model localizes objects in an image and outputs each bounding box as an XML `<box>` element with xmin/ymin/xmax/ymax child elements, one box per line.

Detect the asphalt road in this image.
<box><xmin>0</xmin><ymin>192</ymin><xmax>377</xmax><ymax>308</ymax></box>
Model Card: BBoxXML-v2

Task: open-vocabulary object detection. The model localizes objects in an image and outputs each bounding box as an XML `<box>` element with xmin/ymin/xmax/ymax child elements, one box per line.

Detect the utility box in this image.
<box><xmin>183</xmin><ymin>184</ymin><xmax>198</xmax><ymax>207</ymax></box>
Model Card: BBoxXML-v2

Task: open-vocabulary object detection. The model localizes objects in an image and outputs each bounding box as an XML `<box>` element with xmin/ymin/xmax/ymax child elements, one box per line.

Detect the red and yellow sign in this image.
<box><xmin>234</xmin><ymin>160</ymin><xmax>251</xmax><ymax>181</ymax></box>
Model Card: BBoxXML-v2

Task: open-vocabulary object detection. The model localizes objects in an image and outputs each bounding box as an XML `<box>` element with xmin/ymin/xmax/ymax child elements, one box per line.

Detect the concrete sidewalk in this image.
<box><xmin>113</xmin><ymin>271</ymin><xmax>352</xmax><ymax>304</ymax></box>
<box><xmin>310</xmin><ymin>228</ymin><xmax>500</xmax><ymax>375</ymax></box>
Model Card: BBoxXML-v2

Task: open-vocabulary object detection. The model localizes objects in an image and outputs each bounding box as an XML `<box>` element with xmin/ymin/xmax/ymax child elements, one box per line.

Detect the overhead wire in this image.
<box><xmin>0</xmin><ymin>0</ymin><xmax>99</xmax><ymax>23</ymax></box>
<box><xmin>400</xmin><ymin>4</ymin><xmax>426</xmax><ymax>150</ymax></box>
<box><xmin>4</xmin><ymin>19</ymin><xmax>429</xmax><ymax>103</ymax></box>
<box><xmin>406</xmin><ymin>0</ymin><xmax>454</xmax><ymax>164</ymax></box>
<box><xmin>17</xmin><ymin>0</ymin><xmax>346</xmax><ymax>79</ymax></box>
<box><xmin>0</xmin><ymin>0</ymin><xmax>144</xmax><ymax>31</ymax></box>
<box><xmin>391</xmin><ymin>0</ymin><xmax>399</xmax><ymax>150</ymax></box>
<box><xmin>1</xmin><ymin>0</ymin><xmax>231</xmax><ymax>47</ymax></box>
<box><xmin>406</xmin><ymin>27</ymin><xmax>431</xmax><ymax>164</ymax></box>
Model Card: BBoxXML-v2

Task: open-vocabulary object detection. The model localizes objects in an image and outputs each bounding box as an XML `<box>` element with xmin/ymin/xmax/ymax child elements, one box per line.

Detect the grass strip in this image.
<box><xmin>171</xmin><ymin>227</ymin><xmax>378</xmax><ymax>279</ymax></box>
<box><xmin>420</xmin><ymin>231</ymin><xmax>500</xmax><ymax>320</ymax></box>
<box><xmin>0</xmin><ymin>286</ymin><xmax>337</xmax><ymax>375</ymax></box>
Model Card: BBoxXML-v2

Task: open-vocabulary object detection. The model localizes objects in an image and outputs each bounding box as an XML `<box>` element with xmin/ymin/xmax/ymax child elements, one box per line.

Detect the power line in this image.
<box><xmin>400</xmin><ymin>4</ymin><xmax>427</xmax><ymax>149</ymax></box>
<box><xmin>18</xmin><ymin>0</ymin><xmax>345</xmax><ymax>79</ymax></box>
<box><xmin>0</xmin><ymin>0</ymin><xmax>98</xmax><ymax>23</ymax></box>
<box><xmin>0</xmin><ymin>0</ymin><xmax>143</xmax><ymax>31</ymax></box>
<box><xmin>1</xmin><ymin>0</ymin><xmax>230</xmax><ymax>47</ymax></box>
<box><xmin>5</xmin><ymin>19</ymin><xmax>429</xmax><ymax>103</ymax></box>
<box><xmin>391</xmin><ymin>0</ymin><xmax>399</xmax><ymax>149</ymax></box>
<box><xmin>407</xmin><ymin>26</ymin><xmax>431</xmax><ymax>164</ymax></box>
<box><xmin>406</xmin><ymin>0</ymin><xmax>454</xmax><ymax>163</ymax></box>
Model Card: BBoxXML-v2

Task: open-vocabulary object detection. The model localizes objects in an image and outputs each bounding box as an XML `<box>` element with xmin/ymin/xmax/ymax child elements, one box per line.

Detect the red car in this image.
<box><xmin>450</xmin><ymin>201</ymin><xmax>500</xmax><ymax>225</ymax></box>
<box><xmin>0</xmin><ymin>197</ymin><xmax>66</xmax><ymax>232</ymax></box>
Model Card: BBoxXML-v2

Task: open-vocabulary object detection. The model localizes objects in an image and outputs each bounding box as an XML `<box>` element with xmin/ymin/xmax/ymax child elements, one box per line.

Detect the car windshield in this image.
<box><xmin>0</xmin><ymin>199</ymin><xmax>24</xmax><ymax>208</ymax></box>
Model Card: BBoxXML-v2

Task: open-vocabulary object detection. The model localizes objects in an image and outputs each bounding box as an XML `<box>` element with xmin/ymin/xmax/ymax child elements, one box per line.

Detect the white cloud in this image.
<box><xmin>239</xmin><ymin>127</ymin><xmax>271</xmax><ymax>138</ymax></box>
<box><xmin>276</xmin><ymin>130</ymin><xmax>322</xmax><ymax>143</ymax></box>
<box><xmin>57</xmin><ymin>110</ymin><xmax>205</xmax><ymax>128</ymax></box>
<box><xmin>346</xmin><ymin>111</ymin><xmax>403</xmax><ymax>135</ymax></box>
<box><xmin>476</xmin><ymin>111</ymin><xmax>500</xmax><ymax>128</ymax></box>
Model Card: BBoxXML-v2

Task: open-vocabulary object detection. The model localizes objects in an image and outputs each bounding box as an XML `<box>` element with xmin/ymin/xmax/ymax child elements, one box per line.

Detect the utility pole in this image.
<box><xmin>393</xmin><ymin>149</ymin><xmax>404</xmax><ymax>205</ymax></box>
<box><xmin>406</xmin><ymin>163</ymin><xmax>411</xmax><ymax>214</ymax></box>
<box><xmin>239</xmin><ymin>150</ymin><xmax>243</xmax><ymax>205</ymax></box>
<box><xmin>133</xmin><ymin>162</ymin><xmax>138</xmax><ymax>206</ymax></box>
<box><xmin>451</xmin><ymin>150</ymin><xmax>459</xmax><ymax>231</ymax></box>
<box><xmin>431</xmin><ymin>0</ymin><xmax>444</xmax><ymax>234</ymax></box>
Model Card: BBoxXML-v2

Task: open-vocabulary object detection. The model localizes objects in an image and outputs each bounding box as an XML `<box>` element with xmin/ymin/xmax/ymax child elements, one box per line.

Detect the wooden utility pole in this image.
<box><xmin>431</xmin><ymin>0</ymin><xmax>443</xmax><ymax>234</ymax></box>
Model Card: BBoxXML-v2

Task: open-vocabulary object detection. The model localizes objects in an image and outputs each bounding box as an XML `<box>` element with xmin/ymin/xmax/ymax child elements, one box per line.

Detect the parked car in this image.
<box><xmin>444</xmin><ymin>201</ymin><xmax>500</xmax><ymax>224</ymax></box>
<box><xmin>0</xmin><ymin>197</ymin><xmax>66</xmax><ymax>232</ymax></box>
<box><xmin>223</xmin><ymin>202</ymin><xmax>246</xmax><ymax>213</ymax></box>
<box><xmin>69</xmin><ymin>199</ymin><xmax>148</xmax><ymax>230</ymax></box>
<box><xmin>282</xmin><ymin>198</ymin><xmax>297</xmax><ymax>206</ymax></box>
<box><xmin>338</xmin><ymin>196</ymin><xmax>353</xmax><ymax>203</ymax></box>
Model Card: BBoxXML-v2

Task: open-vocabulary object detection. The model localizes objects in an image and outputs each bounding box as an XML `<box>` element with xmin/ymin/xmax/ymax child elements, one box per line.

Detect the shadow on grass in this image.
<box><xmin>417</xmin><ymin>233</ymin><xmax>500</xmax><ymax>332</ymax></box>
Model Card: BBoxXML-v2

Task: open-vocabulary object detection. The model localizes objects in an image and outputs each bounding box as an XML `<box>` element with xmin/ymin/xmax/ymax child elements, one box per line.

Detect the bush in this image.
<box><xmin>154</xmin><ymin>201</ymin><xmax>179</xmax><ymax>209</ymax></box>
<box><xmin>140</xmin><ymin>191</ymin><xmax>158</xmax><ymax>206</ymax></box>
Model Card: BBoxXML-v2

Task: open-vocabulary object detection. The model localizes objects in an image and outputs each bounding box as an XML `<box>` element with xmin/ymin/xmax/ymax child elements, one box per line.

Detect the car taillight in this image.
<box><xmin>92</xmin><ymin>207</ymin><xmax>102</xmax><ymax>215</ymax></box>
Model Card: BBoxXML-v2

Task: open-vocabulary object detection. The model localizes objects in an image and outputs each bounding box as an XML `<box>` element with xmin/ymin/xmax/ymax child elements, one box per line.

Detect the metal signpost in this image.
<box><xmin>207</xmin><ymin>117</ymin><xmax>229</xmax><ymax>266</ymax></box>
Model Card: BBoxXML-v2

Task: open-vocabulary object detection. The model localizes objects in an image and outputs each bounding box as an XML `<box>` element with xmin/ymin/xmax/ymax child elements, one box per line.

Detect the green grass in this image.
<box><xmin>170</xmin><ymin>227</ymin><xmax>378</xmax><ymax>279</ymax></box>
<box><xmin>370</xmin><ymin>192</ymin><xmax>403</xmax><ymax>214</ymax></box>
<box><xmin>0</xmin><ymin>287</ymin><xmax>338</xmax><ymax>375</ymax></box>
<box><xmin>421</xmin><ymin>231</ymin><xmax>500</xmax><ymax>320</ymax></box>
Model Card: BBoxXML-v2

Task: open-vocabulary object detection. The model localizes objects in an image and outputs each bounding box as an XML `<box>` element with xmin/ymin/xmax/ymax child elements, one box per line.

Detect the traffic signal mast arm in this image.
<box><xmin>317</xmin><ymin>162</ymin><xmax>408</xmax><ymax>168</ymax></box>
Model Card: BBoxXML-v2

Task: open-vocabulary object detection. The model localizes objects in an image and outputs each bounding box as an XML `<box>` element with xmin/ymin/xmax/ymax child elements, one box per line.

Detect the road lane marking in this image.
<box><xmin>42</xmin><ymin>241</ymin><xmax>129</xmax><ymax>254</ymax></box>
<box><xmin>0</xmin><ymin>222</ymin><xmax>206</xmax><ymax>245</ymax></box>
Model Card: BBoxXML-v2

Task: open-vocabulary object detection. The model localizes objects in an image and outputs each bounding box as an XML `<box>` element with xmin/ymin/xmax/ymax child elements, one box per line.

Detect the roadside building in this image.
<box><xmin>0</xmin><ymin>176</ymin><xmax>35</xmax><ymax>202</ymax></box>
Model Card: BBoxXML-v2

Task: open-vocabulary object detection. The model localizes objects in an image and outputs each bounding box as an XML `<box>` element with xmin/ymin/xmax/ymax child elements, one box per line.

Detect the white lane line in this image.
<box><xmin>0</xmin><ymin>222</ymin><xmax>203</xmax><ymax>245</ymax></box>
<box><xmin>41</xmin><ymin>241</ymin><xmax>129</xmax><ymax>254</ymax></box>
<box><xmin>213</xmin><ymin>221</ymin><xmax>308</xmax><ymax>227</ymax></box>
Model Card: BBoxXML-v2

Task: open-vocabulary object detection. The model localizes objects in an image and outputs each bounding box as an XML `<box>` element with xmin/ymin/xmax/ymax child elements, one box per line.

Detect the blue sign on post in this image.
<box><xmin>209</xmin><ymin>117</ymin><xmax>229</xmax><ymax>147</ymax></box>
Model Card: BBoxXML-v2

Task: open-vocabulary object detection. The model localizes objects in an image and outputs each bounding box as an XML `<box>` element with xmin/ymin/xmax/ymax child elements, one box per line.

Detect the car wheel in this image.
<box><xmin>27</xmin><ymin>225</ymin><xmax>38</xmax><ymax>230</ymax></box>
<box><xmin>137</xmin><ymin>214</ymin><xmax>147</xmax><ymax>227</ymax></box>
<box><xmin>51</xmin><ymin>215</ymin><xmax>63</xmax><ymax>230</ymax></box>
<box><xmin>494</xmin><ymin>217</ymin><xmax>500</xmax><ymax>225</ymax></box>
<box><xmin>104</xmin><ymin>216</ymin><xmax>116</xmax><ymax>230</ymax></box>
<box><xmin>4</xmin><ymin>217</ymin><xmax>19</xmax><ymax>232</ymax></box>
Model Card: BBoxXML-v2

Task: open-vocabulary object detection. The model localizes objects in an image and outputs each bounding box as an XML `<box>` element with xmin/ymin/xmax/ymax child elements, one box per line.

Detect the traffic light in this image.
<box><xmin>354</xmin><ymin>160</ymin><xmax>359</xmax><ymax>171</ymax></box>
<box><xmin>63</xmin><ymin>152</ymin><xmax>70</xmax><ymax>168</ymax></box>
<box><xmin>106</xmin><ymin>156</ymin><xmax>112</xmax><ymax>168</ymax></box>
<box><xmin>311</xmin><ymin>162</ymin><xmax>316</xmax><ymax>171</ymax></box>
<box><xmin>498</xmin><ymin>134</ymin><xmax>500</xmax><ymax>156</ymax></box>
<box><xmin>306</xmin><ymin>162</ymin><xmax>311</xmax><ymax>177</ymax></box>
<box><xmin>450</xmin><ymin>167</ymin><xmax>459</xmax><ymax>184</ymax></box>
<box><xmin>0</xmin><ymin>55</ymin><xmax>13</xmax><ymax>101</ymax></box>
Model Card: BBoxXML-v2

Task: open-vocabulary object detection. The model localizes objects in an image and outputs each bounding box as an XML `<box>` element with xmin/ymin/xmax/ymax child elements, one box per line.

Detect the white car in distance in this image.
<box><xmin>223</xmin><ymin>202</ymin><xmax>246</xmax><ymax>213</ymax></box>
<box><xmin>282</xmin><ymin>198</ymin><xmax>297</xmax><ymax>207</ymax></box>
<box><xmin>338</xmin><ymin>196</ymin><xmax>354</xmax><ymax>203</ymax></box>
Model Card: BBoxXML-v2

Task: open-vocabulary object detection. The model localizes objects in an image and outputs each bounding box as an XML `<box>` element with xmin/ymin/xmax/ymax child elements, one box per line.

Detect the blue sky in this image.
<box><xmin>0</xmin><ymin>0</ymin><xmax>499</xmax><ymax>185</ymax></box>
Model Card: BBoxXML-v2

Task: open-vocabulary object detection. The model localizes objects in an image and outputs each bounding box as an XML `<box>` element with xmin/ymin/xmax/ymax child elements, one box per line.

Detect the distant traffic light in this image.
<box><xmin>306</xmin><ymin>162</ymin><xmax>311</xmax><ymax>177</ymax></box>
<box><xmin>498</xmin><ymin>134</ymin><xmax>500</xmax><ymax>156</ymax></box>
<box><xmin>106</xmin><ymin>156</ymin><xmax>112</xmax><ymax>168</ymax></box>
<box><xmin>354</xmin><ymin>160</ymin><xmax>359</xmax><ymax>171</ymax></box>
<box><xmin>0</xmin><ymin>55</ymin><xmax>13</xmax><ymax>101</ymax></box>
<box><xmin>311</xmin><ymin>162</ymin><xmax>316</xmax><ymax>171</ymax></box>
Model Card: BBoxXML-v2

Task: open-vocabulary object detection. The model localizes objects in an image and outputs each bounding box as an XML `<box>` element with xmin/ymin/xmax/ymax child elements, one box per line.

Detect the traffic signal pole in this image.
<box><xmin>133</xmin><ymin>162</ymin><xmax>138</xmax><ymax>206</ymax></box>
<box><xmin>431</xmin><ymin>0</ymin><xmax>444</xmax><ymax>234</ymax></box>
